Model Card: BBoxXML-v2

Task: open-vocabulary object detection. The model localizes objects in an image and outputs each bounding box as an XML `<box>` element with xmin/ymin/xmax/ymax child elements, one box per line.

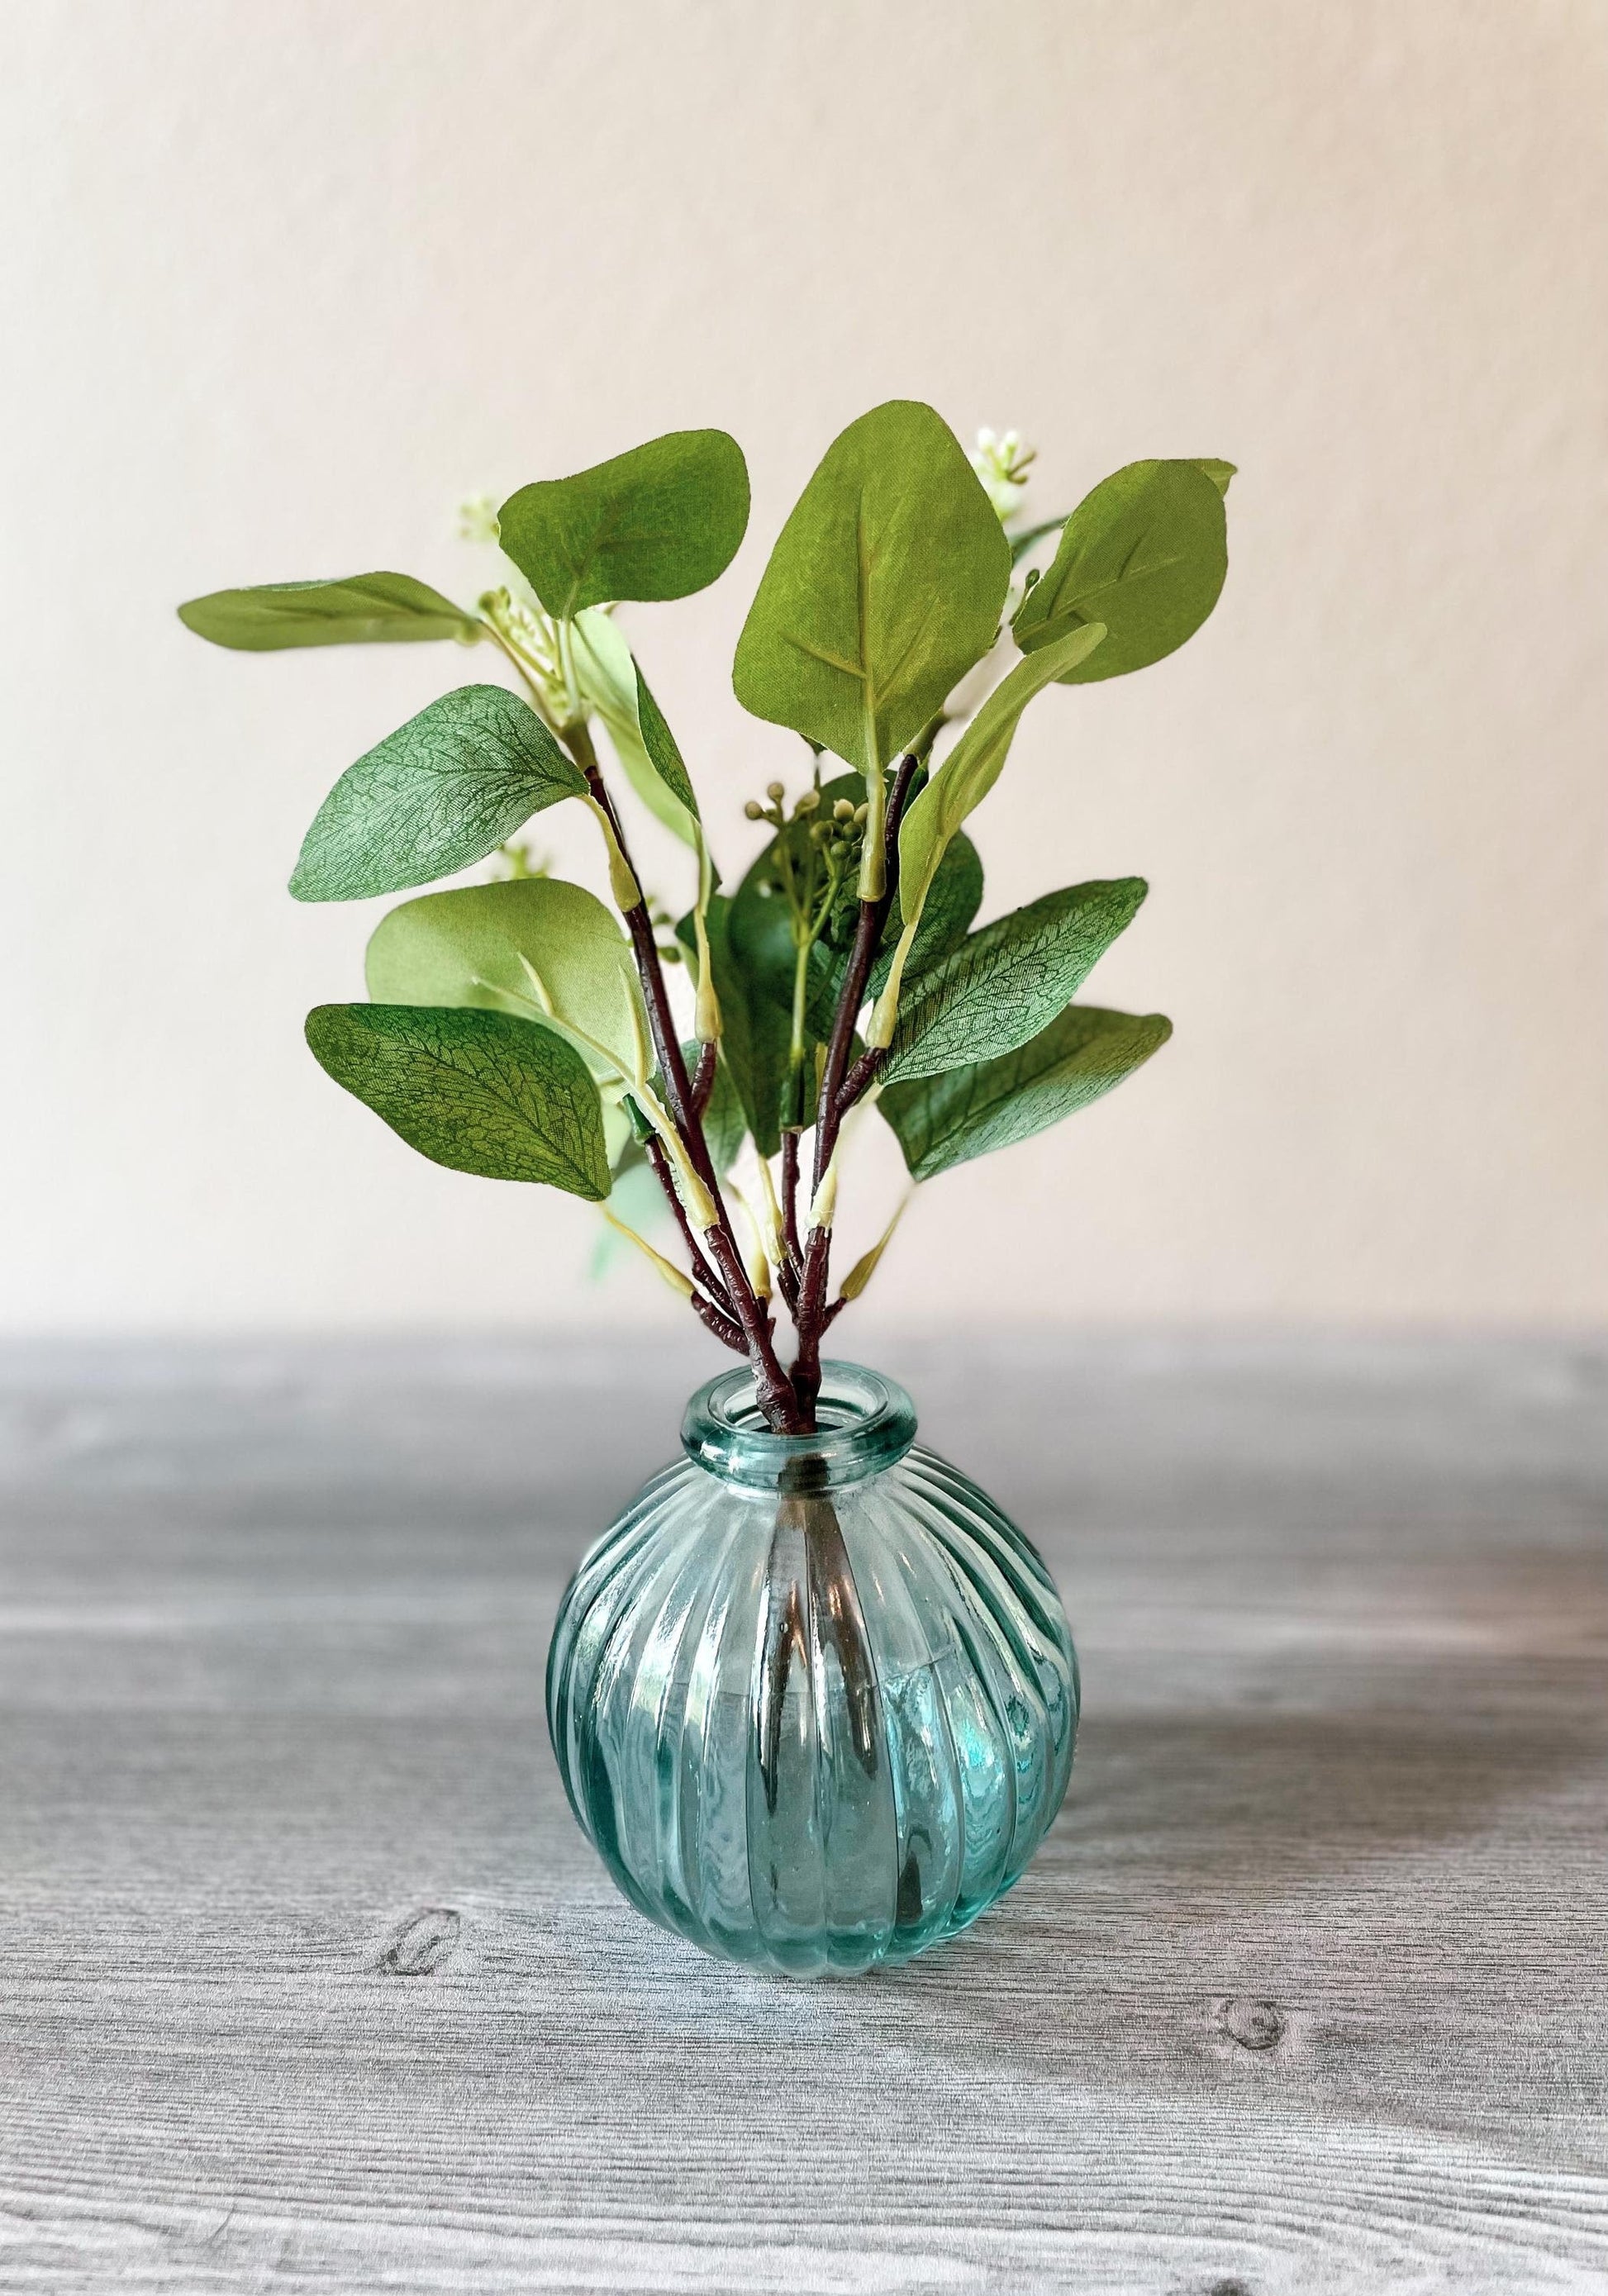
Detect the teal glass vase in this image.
<box><xmin>546</xmin><ymin>1362</ymin><xmax>1078</xmax><ymax>1975</ymax></box>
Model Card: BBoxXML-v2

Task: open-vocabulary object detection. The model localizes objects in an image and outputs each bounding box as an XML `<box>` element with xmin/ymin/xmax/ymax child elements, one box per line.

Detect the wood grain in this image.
<box><xmin>1</xmin><ymin>1332</ymin><xmax>1604</xmax><ymax>2294</ymax></box>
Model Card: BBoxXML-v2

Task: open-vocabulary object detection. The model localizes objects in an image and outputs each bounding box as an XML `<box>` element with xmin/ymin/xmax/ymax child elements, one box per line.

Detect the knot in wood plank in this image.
<box><xmin>1217</xmin><ymin>1995</ymin><xmax>1283</xmax><ymax>2051</ymax></box>
<box><xmin>379</xmin><ymin>1906</ymin><xmax>460</xmax><ymax>1977</ymax></box>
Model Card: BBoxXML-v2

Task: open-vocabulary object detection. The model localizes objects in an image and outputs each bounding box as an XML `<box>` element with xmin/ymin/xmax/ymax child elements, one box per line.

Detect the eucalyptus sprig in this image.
<box><xmin>181</xmin><ymin>406</ymin><xmax>1232</xmax><ymax>1432</ymax></box>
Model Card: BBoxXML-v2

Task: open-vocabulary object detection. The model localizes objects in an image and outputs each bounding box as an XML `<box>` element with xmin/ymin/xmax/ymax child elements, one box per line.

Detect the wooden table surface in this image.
<box><xmin>2</xmin><ymin>1332</ymin><xmax>1605</xmax><ymax>2294</ymax></box>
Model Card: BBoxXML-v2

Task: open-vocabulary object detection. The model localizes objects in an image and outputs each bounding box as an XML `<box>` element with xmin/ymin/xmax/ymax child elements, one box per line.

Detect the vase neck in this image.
<box><xmin>681</xmin><ymin>1362</ymin><xmax>916</xmax><ymax>1495</ymax></box>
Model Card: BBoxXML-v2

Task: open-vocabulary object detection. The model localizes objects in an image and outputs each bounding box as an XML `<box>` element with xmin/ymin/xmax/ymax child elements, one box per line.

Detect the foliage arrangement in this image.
<box><xmin>181</xmin><ymin>405</ymin><xmax>1231</xmax><ymax>1433</ymax></box>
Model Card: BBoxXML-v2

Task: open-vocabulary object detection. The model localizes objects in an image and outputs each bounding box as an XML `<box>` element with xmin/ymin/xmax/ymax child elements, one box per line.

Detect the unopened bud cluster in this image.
<box><xmin>744</xmin><ymin>777</ymin><xmax>822</xmax><ymax>831</ymax></box>
<box><xmin>810</xmin><ymin>793</ymin><xmax>868</xmax><ymax>870</ymax></box>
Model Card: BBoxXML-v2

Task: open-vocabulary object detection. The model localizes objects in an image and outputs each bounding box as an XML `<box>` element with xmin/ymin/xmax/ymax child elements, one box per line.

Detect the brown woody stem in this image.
<box><xmin>790</xmin><ymin>751</ymin><xmax>921</xmax><ymax>1412</ymax></box>
<box><xmin>569</xmin><ymin>730</ymin><xmax>805</xmax><ymax>1433</ymax></box>
<box><xmin>780</xmin><ymin>1132</ymin><xmax>803</xmax><ymax>1269</ymax></box>
<box><xmin>644</xmin><ymin>1137</ymin><xmax>734</xmax><ymax>1315</ymax></box>
<box><xmin>837</xmin><ymin>1044</ymin><xmax>888</xmax><ymax>1111</ymax></box>
<box><xmin>691</xmin><ymin>1040</ymin><xmax>717</xmax><ymax>1119</ymax></box>
<box><xmin>690</xmin><ymin>1291</ymin><xmax>747</xmax><ymax>1352</ymax></box>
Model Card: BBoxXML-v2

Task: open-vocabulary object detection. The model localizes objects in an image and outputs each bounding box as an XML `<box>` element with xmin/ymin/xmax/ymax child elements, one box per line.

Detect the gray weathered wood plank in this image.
<box><xmin>1</xmin><ymin>1333</ymin><xmax>1604</xmax><ymax>2293</ymax></box>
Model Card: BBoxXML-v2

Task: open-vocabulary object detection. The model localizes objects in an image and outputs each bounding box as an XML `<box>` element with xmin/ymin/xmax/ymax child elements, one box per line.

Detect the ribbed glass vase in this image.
<box><xmin>546</xmin><ymin>1362</ymin><xmax>1078</xmax><ymax>1976</ymax></box>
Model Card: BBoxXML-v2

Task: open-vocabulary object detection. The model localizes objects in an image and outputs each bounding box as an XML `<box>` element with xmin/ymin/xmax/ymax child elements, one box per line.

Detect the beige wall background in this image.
<box><xmin>4</xmin><ymin>0</ymin><xmax>1605</xmax><ymax>1333</ymax></box>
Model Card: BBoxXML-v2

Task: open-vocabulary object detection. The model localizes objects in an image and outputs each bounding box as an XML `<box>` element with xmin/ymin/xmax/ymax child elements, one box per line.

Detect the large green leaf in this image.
<box><xmin>732</xmin><ymin>402</ymin><xmax>1010</xmax><ymax>772</ymax></box>
<box><xmin>882</xmin><ymin>879</ymin><xmax>1147</xmax><ymax>1085</ymax></box>
<box><xmin>290</xmin><ymin>686</ymin><xmax>588</xmax><ymax>904</ymax></box>
<box><xmin>895</xmin><ymin>622</ymin><xmax>1106</xmax><ymax>935</ymax></box>
<box><xmin>879</xmin><ymin>1004</ymin><xmax>1172</xmax><ymax>1180</ymax></box>
<box><xmin>178</xmin><ymin>572</ymin><xmax>479</xmax><ymax>651</ymax></box>
<box><xmin>364</xmin><ymin>877</ymin><xmax>645</xmax><ymax>1081</ymax></box>
<box><xmin>497</xmin><ymin>430</ymin><xmax>750</xmax><ymax>618</ymax></box>
<box><xmin>305</xmin><ymin>1003</ymin><xmax>611</xmax><ymax>1197</ymax></box>
<box><xmin>569</xmin><ymin>610</ymin><xmax>698</xmax><ymax>849</ymax></box>
<box><xmin>1011</xmin><ymin>459</ymin><xmax>1229</xmax><ymax>683</ymax></box>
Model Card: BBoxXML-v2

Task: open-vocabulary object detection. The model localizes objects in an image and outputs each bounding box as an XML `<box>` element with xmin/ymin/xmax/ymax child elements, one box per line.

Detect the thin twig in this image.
<box><xmin>689</xmin><ymin>1291</ymin><xmax>747</xmax><ymax>1352</ymax></box>
<box><xmin>791</xmin><ymin>753</ymin><xmax>921</xmax><ymax>1411</ymax></box>
<box><xmin>644</xmin><ymin>1138</ymin><xmax>735</xmax><ymax>1314</ymax></box>
<box><xmin>569</xmin><ymin>731</ymin><xmax>805</xmax><ymax>1432</ymax></box>
<box><xmin>837</xmin><ymin>1044</ymin><xmax>888</xmax><ymax>1111</ymax></box>
<box><xmin>780</xmin><ymin>1132</ymin><xmax>803</xmax><ymax>1269</ymax></box>
<box><xmin>691</xmin><ymin>1040</ymin><xmax>717</xmax><ymax>1119</ymax></box>
<box><xmin>810</xmin><ymin>752</ymin><xmax>920</xmax><ymax>1191</ymax></box>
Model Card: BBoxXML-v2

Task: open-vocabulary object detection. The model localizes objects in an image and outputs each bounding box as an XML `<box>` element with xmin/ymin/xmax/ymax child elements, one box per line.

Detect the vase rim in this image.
<box><xmin>681</xmin><ymin>1359</ymin><xmax>917</xmax><ymax>1493</ymax></box>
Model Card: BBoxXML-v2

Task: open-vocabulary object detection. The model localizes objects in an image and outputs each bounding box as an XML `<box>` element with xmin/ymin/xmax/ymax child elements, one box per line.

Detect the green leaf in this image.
<box><xmin>634</xmin><ymin>666</ymin><xmax>700</xmax><ymax>823</ymax></box>
<box><xmin>882</xmin><ymin>879</ymin><xmax>1148</xmax><ymax>1085</ymax></box>
<box><xmin>732</xmin><ymin>401</ymin><xmax>1010</xmax><ymax>772</ymax></box>
<box><xmin>497</xmin><ymin>430</ymin><xmax>750</xmax><ymax>618</ymax></box>
<box><xmin>897</xmin><ymin>622</ymin><xmax>1106</xmax><ymax>934</ymax></box>
<box><xmin>1192</xmin><ymin>459</ymin><xmax>1237</xmax><ymax>497</ymax></box>
<box><xmin>880</xmin><ymin>1004</ymin><xmax>1172</xmax><ymax>1181</ymax></box>
<box><xmin>569</xmin><ymin>611</ymin><xmax>698</xmax><ymax>849</ymax></box>
<box><xmin>364</xmin><ymin>877</ymin><xmax>645</xmax><ymax>1082</ymax></box>
<box><xmin>683</xmin><ymin>893</ymin><xmax>791</xmax><ymax>1157</ymax></box>
<box><xmin>1011</xmin><ymin>459</ymin><xmax>1229</xmax><ymax>683</ymax></box>
<box><xmin>178</xmin><ymin>572</ymin><xmax>479</xmax><ymax>652</ymax></box>
<box><xmin>305</xmin><ymin>1003</ymin><xmax>611</xmax><ymax>1197</ymax></box>
<box><xmin>290</xmin><ymin>686</ymin><xmax>587</xmax><ymax>903</ymax></box>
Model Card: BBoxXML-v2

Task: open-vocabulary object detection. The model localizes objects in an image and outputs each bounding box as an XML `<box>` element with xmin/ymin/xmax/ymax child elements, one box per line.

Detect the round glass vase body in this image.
<box><xmin>546</xmin><ymin>1363</ymin><xmax>1078</xmax><ymax>1976</ymax></box>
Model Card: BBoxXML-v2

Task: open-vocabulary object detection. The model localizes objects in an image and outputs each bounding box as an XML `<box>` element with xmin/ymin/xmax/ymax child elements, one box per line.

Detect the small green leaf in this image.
<box><xmin>290</xmin><ymin>686</ymin><xmax>587</xmax><ymax>903</ymax></box>
<box><xmin>1011</xmin><ymin>459</ymin><xmax>1229</xmax><ymax>682</ymax></box>
<box><xmin>178</xmin><ymin>573</ymin><xmax>478</xmax><ymax>651</ymax></box>
<box><xmin>732</xmin><ymin>401</ymin><xmax>1010</xmax><ymax>772</ymax></box>
<box><xmin>569</xmin><ymin>611</ymin><xmax>698</xmax><ymax>849</ymax></box>
<box><xmin>882</xmin><ymin>879</ymin><xmax>1148</xmax><ymax>1085</ymax></box>
<box><xmin>364</xmin><ymin>877</ymin><xmax>645</xmax><ymax>1081</ymax></box>
<box><xmin>897</xmin><ymin>622</ymin><xmax>1106</xmax><ymax>935</ymax></box>
<box><xmin>497</xmin><ymin>430</ymin><xmax>750</xmax><ymax>618</ymax></box>
<box><xmin>880</xmin><ymin>1004</ymin><xmax>1172</xmax><ymax>1181</ymax></box>
<box><xmin>635</xmin><ymin>666</ymin><xmax>700</xmax><ymax>823</ymax></box>
<box><xmin>305</xmin><ymin>1003</ymin><xmax>611</xmax><ymax>1197</ymax></box>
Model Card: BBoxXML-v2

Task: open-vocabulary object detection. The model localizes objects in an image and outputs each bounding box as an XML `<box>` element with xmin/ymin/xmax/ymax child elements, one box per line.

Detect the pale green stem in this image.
<box><xmin>599</xmin><ymin>1207</ymin><xmax>695</xmax><ymax>1299</ymax></box>
<box><xmin>692</xmin><ymin>829</ymin><xmax>721</xmax><ymax>1044</ymax></box>
<box><xmin>582</xmin><ymin>793</ymin><xmax>644</xmax><ymax>912</ymax></box>
<box><xmin>479</xmin><ymin>617</ymin><xmax>561</xmax><ymax>729</ymax></box>
<box><xmin>858</xmin><ymin>690</ymin><xmax>885</xmax><ymax>901</ymax></box>
<box><xmin>836</xmin><ymin>1186</ymin><xmax>913</xmax><ymax>1303</ymax></box>
<box><xmin>866</xmin><ymin>917</ymin><xmax>918</xmax><ymax>1048</ymax></box>
<box><xmin>555</xmin><ymin>614</ymin><xmax>583</xmax><ymax>725</ymax></box>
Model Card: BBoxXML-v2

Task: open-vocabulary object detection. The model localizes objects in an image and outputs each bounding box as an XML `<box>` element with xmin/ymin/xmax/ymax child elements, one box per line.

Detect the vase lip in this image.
<box><xmin>681</xmin><ymin>1359</ymin><xmax>917</xmax><ymax>1493</ymax></box>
